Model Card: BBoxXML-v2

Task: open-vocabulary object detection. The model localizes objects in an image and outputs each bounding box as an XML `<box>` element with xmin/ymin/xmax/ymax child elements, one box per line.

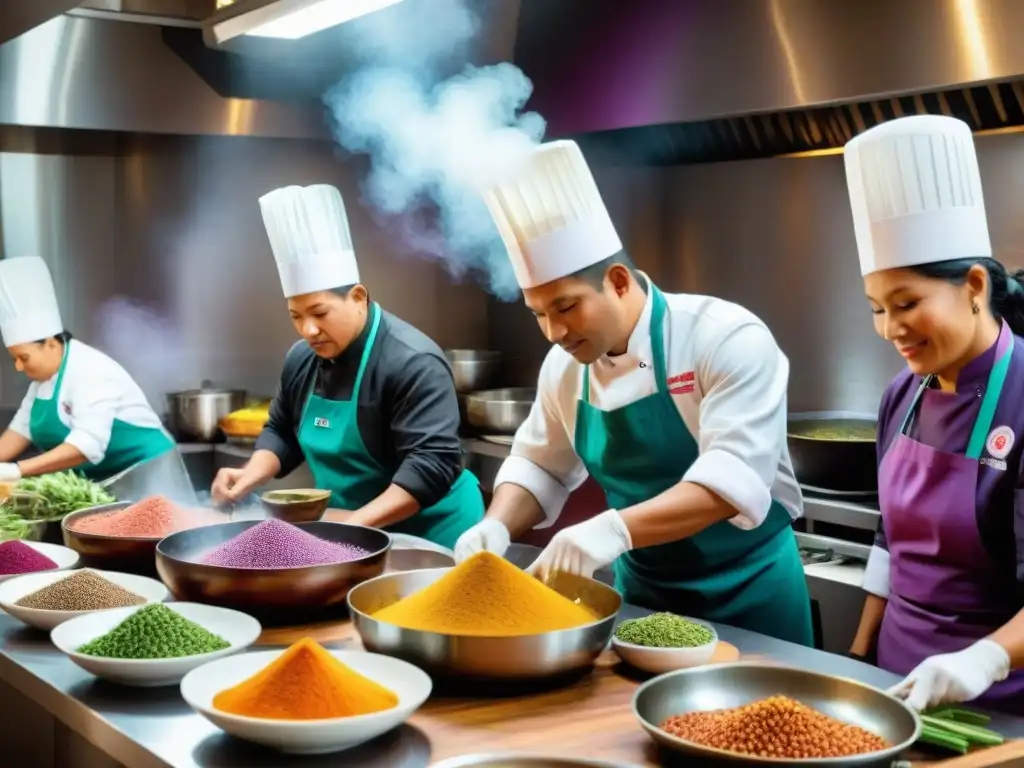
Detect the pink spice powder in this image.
<box><xmin>70</xmin><ymin>495</ymin><xmax>223</xmax><ymax>538</ymax></box>
<box><xmin>0</xmin><ymin>540</ymin><xmax>58</xmax><ymax>575</ymax></box>
<box><xmin>201</xmin><ymin>519</ymin><xmax>370</xmax><ymax>569</ymax></box>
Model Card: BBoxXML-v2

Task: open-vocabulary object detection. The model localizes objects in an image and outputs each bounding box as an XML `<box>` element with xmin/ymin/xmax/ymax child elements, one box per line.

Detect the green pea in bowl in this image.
<box><xmin>611</xmin><ymin>613</ymin><xmax>718</xmax><ymax>674</ymax></box>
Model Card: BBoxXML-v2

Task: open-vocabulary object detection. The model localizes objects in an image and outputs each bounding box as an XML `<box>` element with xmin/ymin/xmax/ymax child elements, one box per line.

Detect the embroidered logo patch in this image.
<box><xmin>986</xmin><ymin>426</ymin><xmax>1015</xmax><ymax>460</ymax></box>
<box><xmin>313</xmin><ymin>417</ymin><xmax>331</xmax><ymax>429</ymax></box>
<box><xmin>667</xmin><ymin>370</ymin><xmax>695</xmax><ymax>395</ymax></box>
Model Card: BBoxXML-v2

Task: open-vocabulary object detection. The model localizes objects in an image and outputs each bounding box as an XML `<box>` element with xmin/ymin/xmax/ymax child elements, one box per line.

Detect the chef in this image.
<box><xmin>454</xmin><ymin>140</ymin><xmax>813</xmax><ymax>646</ymax></box>
<box><xmin>844</xmin><ymin>115</ymin><xmax>1024</xmax><ymax>714</ymax></box>
<box><xmin>0</xmin><ymin>256</ymin><xmax>179</xmax><ymax>482</ymax></box>
<box><xmin>210</xmin><ymin>184</ymin><xmax>484</xmax><ymax>549</ymax></box>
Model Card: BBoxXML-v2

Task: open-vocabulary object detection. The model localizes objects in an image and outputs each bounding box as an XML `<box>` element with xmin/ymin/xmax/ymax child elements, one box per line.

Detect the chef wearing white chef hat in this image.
<box><xmin>0</xmin><ymin>256</ymin><xmax>178</xmax><ymax>482</ymax></box>
<box><xmin>844</xmin><ymin>115</ymin><xmax>1024</xmax><ymax>715</ymax></box>
<box><xmin>211</xmin><ymin>184</ymin><xmax>483</xmax><ymax>549</ymax></box>
<box><xmin>454</xmin><ymin>140</ymin><xmax>813</xmax><ymax>646</ymax></box>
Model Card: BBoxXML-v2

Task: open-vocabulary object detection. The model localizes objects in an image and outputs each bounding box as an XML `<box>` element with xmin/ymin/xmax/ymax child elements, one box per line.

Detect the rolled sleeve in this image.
<box><xmin>683</xmin><ymin>323</ymin><xmax>788</xmax><ymax>529</ymax></box>
<box><xmin>862</xmin><ymin>544</ymin><xmax>890</xmax><ymax>598</ymax></box>
<box><xmin>64</xmin><ymin>385</ymin><xmax>118</xmax><ymax>465</ymax></box>
<box><xmin>387</xmin><ymin>354</ymin><xmax>462</xmax><ymax>509</ymax></box>
<box><xmin>495</xmin><ymin>355</ymin><xmax>587</xmax><ymax>528</ymax></box>
<box><xmin>7</xmin><ymin>388</ymin><xmax>35</xmax><ymax>440</ymax></box>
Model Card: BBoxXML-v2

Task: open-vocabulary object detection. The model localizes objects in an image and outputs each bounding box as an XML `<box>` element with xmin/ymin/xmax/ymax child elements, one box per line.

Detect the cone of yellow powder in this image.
<box><xmin>212</xmin><ymin>638</ymin><xmax>398</xmax><ymax>720</ymax></box>
<box><xmin>371</xmin><ymin>551</ymin><xmax>597</xmax><ymax>636</ymax></box>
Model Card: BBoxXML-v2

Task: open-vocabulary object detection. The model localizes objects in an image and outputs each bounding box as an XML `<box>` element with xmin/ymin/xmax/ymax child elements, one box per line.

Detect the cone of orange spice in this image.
<box><xmin>212</xmin><ymin>638</ymin><xmax>399</xmax><ymax>720</ymax></box>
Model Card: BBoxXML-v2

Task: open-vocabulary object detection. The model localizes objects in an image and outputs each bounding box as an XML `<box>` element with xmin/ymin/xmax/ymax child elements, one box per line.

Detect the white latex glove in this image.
<box><xmin>527</xmin><ymin>510</ymin><xmax>632</xmax><ymax>581</ymax></box>
<box><xmin>889</xmin><ymin>639</ymin><xmax>1010</xmax><ymax>711</ymax></box>
<box><xmin>454</xmin><ymin>518</ymin><xmax>511</xmax><ymax>562</ymax></box>
<box><xmin>0</xmin><ymin>463</ymin><xmax>22</xmax><ymax>483</ymax></box>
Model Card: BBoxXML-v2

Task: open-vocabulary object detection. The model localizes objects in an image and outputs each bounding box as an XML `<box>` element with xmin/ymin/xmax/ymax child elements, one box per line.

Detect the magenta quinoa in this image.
<box><xmin>200</xmin><ymin>519</ymin><xmax>370</xmax><ymax>568</ymax></box>
<box><xmin>0</xmin><ymin>540</ymin><xmax>58</xmax><ymax>575</ymax></box>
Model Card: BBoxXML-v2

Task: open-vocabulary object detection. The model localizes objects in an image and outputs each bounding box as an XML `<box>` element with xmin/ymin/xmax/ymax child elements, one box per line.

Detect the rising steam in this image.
<box><xmin>323</xmin><ymin>0</ymin><xmax>545</xmax><ymax>301</ymax></box>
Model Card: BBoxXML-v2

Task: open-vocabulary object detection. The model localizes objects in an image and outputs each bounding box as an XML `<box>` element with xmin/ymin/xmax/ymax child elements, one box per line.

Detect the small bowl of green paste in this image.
<box><xmin>611</xmin><ymin>612</ymin><xmax>718</xmax><ymax>674</ymax></box>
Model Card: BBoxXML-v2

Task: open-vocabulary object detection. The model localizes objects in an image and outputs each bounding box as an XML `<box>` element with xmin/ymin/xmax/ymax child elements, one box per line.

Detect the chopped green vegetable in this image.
<box><xmin>930</xmin><ymin>706</ymin><xmax>993</xmax><ymax>726</ymax></box>
<box><xmin>0</xmin><ymin>507</ymin><xmax>31</xmax><ymax>541</ymax></box>
<box><xmin>920</xmin><ymin>724</ymin><xmax>969</xmax><ymax>754</ymax></box>
<box><xmin>614</xmin><ymin>613</ymin><xmax>714</xmax><ymax>648</ymax></box>
<box><xmin>921</xmin><ymin>714</ymin><xmax>1005</xmax><ymax>746</ymax></box>
<box><xmin>16</xmin><ymin>472</ymin><xmax>114</xmax><ymax>519</ymax></box>
<box><xmin>917</xmin><ymin>708</ymin><xmax>1005</xmax><ymax>754</ymax></box>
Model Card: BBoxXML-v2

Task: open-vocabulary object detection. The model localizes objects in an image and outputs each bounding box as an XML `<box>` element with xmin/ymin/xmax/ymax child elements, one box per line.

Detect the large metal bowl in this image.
<box><xmin>431</xmin><ymin>756</ymin><xmax>643</xmax><ymax>768</ymax></box>
<box><xmin>61</xmin><ymin>502</ymin><xmax>230</xmax><ymax>575</ymax></box>
<box><xmin>633</xmin><ymin>663</ymin><xmax>921</xmax><ymax>766</ymax></box>
<box><xmin>445</xmin><ymin>349</ymin><xmax>501</xmax><ymax>394</ymax></box>
<box><xmin>348</xmin><ymin>566</ymin><xmax>621</xmax><ymax>680</ymax></box>
<box><xmin>166</xmin><ymin>388</ymin><xmax>247</xmax><ymax>442</ymax></box>
<box><xmin>155</xmin><ymin>520</ymin><xmax>390</xmax><ymax>611</ymax></box>
<box><xmin>466</xmin><ymin>388</ymin><xmax>537</xmax><ymax>434</ymax></box>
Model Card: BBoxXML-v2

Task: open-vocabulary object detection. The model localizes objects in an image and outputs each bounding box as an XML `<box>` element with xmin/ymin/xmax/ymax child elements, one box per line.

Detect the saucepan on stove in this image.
<box><xmin>787</xmin><ymin>411</ymin><xmax>878</xmax><ymax>496</ymax></box>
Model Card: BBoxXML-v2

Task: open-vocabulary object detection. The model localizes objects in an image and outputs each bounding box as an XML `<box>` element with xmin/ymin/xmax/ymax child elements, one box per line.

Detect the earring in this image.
<box><xmin>972</xmin><ymin>302</ymin><xmax>980</xmax><ymax>315</ymax></box>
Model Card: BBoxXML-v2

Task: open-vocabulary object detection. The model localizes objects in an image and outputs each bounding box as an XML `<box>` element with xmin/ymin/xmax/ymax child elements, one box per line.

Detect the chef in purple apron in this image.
<box><xmin>843</xmin><ymin>115</ymin><xmax>1024</xmax><ymax>715</ymax></box>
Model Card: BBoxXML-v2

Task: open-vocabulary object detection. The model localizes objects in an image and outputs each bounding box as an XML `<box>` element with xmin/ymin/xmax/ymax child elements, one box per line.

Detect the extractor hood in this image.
<box><xmin>514</xmin><ymin>0</ymin><xmax>1024</xmax><ymax>165</ymax></box>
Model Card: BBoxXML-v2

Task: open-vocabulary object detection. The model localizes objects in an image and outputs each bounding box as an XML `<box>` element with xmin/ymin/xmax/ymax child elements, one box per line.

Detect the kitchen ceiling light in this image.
<box><xmin>206</xmin><ymin>0</ymin><xmax>403</xmax><ymax>45</ymax></box>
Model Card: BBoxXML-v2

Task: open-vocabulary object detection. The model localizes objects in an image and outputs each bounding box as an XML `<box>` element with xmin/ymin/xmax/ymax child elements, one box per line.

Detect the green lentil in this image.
<box><xmin>614</xmin><ymin>612</ymin><xmax>714</xmax><ymax>648</ymax></box>
<box><xmin>76</xmin><ymin>604</ymin><xmax>230</xmax><ymax>659</ymax></box>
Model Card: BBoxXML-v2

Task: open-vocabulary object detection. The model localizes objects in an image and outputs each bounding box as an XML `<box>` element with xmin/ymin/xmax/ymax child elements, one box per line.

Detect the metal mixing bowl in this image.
<box><xmin>62</xmin><ymin>501</ymin><xmax>231</xmax><ymax>575</ymax></box>
<box><xmin>348</xmin><ymin>566</ymin><xmax>621</xmax><ymax>679</ymax></box>
<box><xmin>431</xmin><ymin>756</ymin><xmax>643</xmax><ymax>768</ymax></box>
<box><xmin>445</xmin><ymin>349</ymin><xmax>501</xmax><ymax>394</ymax></box>
<box><xmin>155</xmin><ymin>520</ymin><xmax>390</xmax><ymax>610</ymax></box>
<box><xmin>633</xmin><ymin>663</ymin><xmax>921</xmax><ymax>765</ymax></box>
<box><xmin>466</xmin><ymin>388</ymin><xmax>537</xmax><ymax>434</ymax></box>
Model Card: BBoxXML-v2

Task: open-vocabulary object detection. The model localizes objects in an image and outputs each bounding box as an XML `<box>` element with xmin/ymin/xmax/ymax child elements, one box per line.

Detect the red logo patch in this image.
<box><xmin>668</xmin><ymin>371</ymin><xmax>695</xmax><ymax>395</ymax></box>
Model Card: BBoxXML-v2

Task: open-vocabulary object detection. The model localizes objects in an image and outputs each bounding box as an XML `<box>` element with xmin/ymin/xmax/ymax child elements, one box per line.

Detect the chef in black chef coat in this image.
<box><xmin>211</xmin><ymin>184</ymin><xmax>484</xmax><ymax>549</ymax></box>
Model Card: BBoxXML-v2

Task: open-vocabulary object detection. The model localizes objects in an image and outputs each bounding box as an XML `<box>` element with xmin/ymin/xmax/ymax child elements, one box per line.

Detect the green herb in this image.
<box><xmin>76</xmin><ymin>604</ymin><xmax>230</xmax><ymax>659</ymax></box>
<box><xmin>614</xmin><ymin>613</ymin><xmax>714</xmax><ymax>648</ymax></box>
<box><xmin>0</xmin><ymin>507</ymin><xmax>31</xmax><ymax>541</ymax></box>
<box><xmin>917</xmin><ymin>708</ymin><xmax>1005</xmax><ymax>754</ymax></box>
<box><xmin>17</xmin><ymin>472</ymin><xmax>114</xmax><ymax>520</ymax></box>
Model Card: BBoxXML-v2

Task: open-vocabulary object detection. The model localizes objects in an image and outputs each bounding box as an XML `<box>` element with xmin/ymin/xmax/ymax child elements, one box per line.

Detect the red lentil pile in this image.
<box><xmin>660</xmin><ymin>695</ymin><xmax>889</xmax><ymax>759</ymax></box>
<box><xmin>69</xmin><ymin>495</ymin><xmax>222</xmax><ymax>538</ymax></box>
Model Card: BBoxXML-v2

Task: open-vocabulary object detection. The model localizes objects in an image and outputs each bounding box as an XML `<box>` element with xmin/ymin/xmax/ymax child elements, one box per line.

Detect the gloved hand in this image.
<box><xmin>0</xmin><ymin>463</ymin><xmax>22</xmax><ymax>483</ymax></box>
<box><xmin>527</xmin><ymin>509</ymin><xmax>632</xmax><ymax>581</ymax></box>
<box><xmin>889</xmin><ymin>639</ymin><xmax>1010</xmax><ymax>711</ymax></box>
<box><xmin>454</xmin><ymin>518</ymin><xmax>511</xmax><ymax>562</ymax></box>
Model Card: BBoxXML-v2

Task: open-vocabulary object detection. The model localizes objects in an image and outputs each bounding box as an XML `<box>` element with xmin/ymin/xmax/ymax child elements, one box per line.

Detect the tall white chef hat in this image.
<box><xmin>0</xmin><ymin>256</ymin><xmax>63</xmax><ymax>347</ymax></box>
<box><xmin>844</xmin><ymin>115</ymin><xmax>991</xmax><ymax>277</ymax></box>
<box><xmin>258</xmin><ymin>184</ymin><xmax>359</xmax><ymax>298</ymax></box>
<box><xmin>483</xmin><ymin>140</ymin><xmax>623</xmax><ymax>289</ymax></box>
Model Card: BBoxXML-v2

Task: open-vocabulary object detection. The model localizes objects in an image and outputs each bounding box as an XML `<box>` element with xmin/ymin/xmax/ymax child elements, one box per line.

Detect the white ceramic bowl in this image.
<box><xmin>180</xmin><ymin>649</ymin><xmax>432</xmax><ymax>755</ymax></box>
<box><xmin>612</xmin><ymin>618</ymin><xmax>719</xmax><ymax>674</ymax></box>
<box><xmin>51</xmin><ymin>602</ymin><xmax>261</xmax><ymax>686</ymax></box>
<box><xmin>0</xmin><ymin>541</ymin><xmax>79</xmax><ymax>583</ymax></box>
<box><xmin>0</xmin><ymin>569</ymin><xmax>169</xmax><ymax>631</ymax></box>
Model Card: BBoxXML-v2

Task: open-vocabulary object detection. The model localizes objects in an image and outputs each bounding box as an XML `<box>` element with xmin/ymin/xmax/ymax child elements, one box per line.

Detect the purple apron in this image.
<box><xmin>878</xmin><ymin>330</ymin><xmax>1024</xmax><ymax>713</ymax></box>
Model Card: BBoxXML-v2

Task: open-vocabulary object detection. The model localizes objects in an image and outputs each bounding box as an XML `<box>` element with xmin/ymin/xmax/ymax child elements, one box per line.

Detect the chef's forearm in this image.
<box><xmin>18</xmin><ymin>443</ymin><xmax>87</xmax><ymax>477</ymax></box>
<box><xmin>988</xmin><ymin>609</ymin><xmax>1024</xmax><ymax>669</ymax></box>
<box><xmin>850</xmin><ymin>594</ymin><xmax>886</xmax><ymax>657</ymax></box>
<box><xmin>0</xmin><ymin>429</ymin><xmax>30</xmax><ymax>462</ymax></box>
<box><xmin>619</xmin><ymin>480</ymin><xmax>736</xmax><ymax>549</ymax></box>
<box><xmin>486</xmin><ymin>483</ymin><xmax>546</xmax><ymax>540</ymax></box>
<box><xmin>241</xmin><ymin>449</ymin><xmax>282</xmax><ymax>487</ymax></box>
<box><xmin>347</xmin><ymin>484</ymin><xmax>420</xmax><ymax>529</ymax></box>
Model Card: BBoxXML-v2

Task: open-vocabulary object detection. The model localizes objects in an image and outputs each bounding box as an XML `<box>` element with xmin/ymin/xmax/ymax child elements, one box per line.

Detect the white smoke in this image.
<box><xmin>322</xmin><ymin>0</ymin><xmax>546</xmax><ymax>301</ymax></box>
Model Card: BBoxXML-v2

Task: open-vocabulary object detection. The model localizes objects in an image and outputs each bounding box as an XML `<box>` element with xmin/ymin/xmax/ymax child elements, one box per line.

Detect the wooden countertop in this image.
<box><xmin>255</xmin><ymin>621</ymin><xmax>1016</xmax><ymax>766</ymax></box>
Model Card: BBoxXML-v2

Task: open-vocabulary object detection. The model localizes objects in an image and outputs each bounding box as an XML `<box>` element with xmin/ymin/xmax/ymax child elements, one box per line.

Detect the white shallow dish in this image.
<box><xmin>181</xmin><ymin>649</ymin><xmax>432</xmax><ymax>755</ymax></box>
<box><xmin>51</xmin><ymin>602</ymin><xmax>261</xmax><ymax>687</ymax></box>
<box><xmin>612</xmin><ymin>618</ymin><xmax>719</xmax><ymax>674</ymax></box>
<box><xmin>0</xmin><ymin>541</ymin><xmax>79</xmax><ymax>583</ymax></box>
<box><xmin>0</xmin><ymin>569</ymin><xmax>169</xmax><ymax>631</ymax></box>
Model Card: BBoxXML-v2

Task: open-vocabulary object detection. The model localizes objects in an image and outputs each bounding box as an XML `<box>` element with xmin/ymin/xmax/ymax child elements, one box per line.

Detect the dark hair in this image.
<box><xmin>571</xmin><ymin>250</ymin><xmax>646</xmax><ymax>293</ymax></box>
<box><xmin>910</xmin><ymin>258</ymin><xmax>1024</xmax><ymax>336</ymax></box>
<box><xmin>329</xmin><ymin>285</ymin><xmax>356</xmax><ymax>298</ymax></box>
<box><xmin>33</xmin><ymin>330</ymin><xmax>73</xmax><ymax>345</ymax></box>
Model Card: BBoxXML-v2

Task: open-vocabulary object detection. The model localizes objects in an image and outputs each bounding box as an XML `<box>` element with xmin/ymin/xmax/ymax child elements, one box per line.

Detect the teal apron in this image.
<box><xmin>297</xmin><ymin>302</ymin><xmax>484</xmax><ymax>550</ymax></box>
<box><xmin>29</xmin><ymin>343</ymin><xmax>176</xmax><ymax>482</ymax></box>
<box><xmin>575</xmin><ymin>285</ymin><xmax>814</xmax><ymax>646</ymax></box>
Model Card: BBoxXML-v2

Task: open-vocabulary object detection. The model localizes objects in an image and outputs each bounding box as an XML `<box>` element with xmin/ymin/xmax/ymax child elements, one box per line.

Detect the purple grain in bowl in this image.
<box><xmin>154</xmin><ymin>520</ymin><xmax>391</xmax><ymax>615</ymax></box>
<box><xmin>201</xmin><ymin>519</ymin><xmax>370</xmax><ymax>568</ymax></box>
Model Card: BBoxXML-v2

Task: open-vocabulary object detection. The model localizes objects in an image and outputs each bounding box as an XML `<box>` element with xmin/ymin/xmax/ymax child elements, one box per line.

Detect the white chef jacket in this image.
<box><xmin>495</xmin><ymin>280</ymin><xmax>803</xmax><ymax>530</ymax></box>
<box><xmin>7</xmin><ymin>340</ymin><xmax>167</xmax><ymax>465</ymax></box>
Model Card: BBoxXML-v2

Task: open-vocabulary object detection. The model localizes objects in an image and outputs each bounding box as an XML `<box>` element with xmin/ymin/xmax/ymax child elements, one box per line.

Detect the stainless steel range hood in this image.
<box><xmin>515</xmin><ymin>0</ymin><xmax>1024</xmax><ymax>165</ymax></box>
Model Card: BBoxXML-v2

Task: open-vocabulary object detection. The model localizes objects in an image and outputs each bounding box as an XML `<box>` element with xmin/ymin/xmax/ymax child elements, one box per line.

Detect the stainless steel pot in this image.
<box><xmin>445</xmin><ymin>349</ymin><xmax>501</xmax><ymax>394</ymax></box>
<box><xmin>166</xmin><ymin>387</ymin><xmax>247</xmax><ymax>442</ymax></box>
<box><xmin>466</xmin><ymin>387</ymin><xmax>536</xmax><ymax>434</ymax></box>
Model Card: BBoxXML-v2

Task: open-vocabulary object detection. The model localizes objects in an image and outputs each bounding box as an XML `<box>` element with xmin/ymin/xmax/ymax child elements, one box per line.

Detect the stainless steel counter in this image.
<box><xmin>3</xmin><ymin>605</ymin><xmax>1024</xmax><ymax>768</ymax></box>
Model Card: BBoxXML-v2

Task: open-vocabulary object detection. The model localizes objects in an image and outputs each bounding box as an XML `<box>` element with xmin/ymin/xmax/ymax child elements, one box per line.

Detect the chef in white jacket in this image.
<box><xmin>0</xmin><ymin>256</ymin><xmax>178</xmax><ymax>482</ymax></box>
<box><xmin>455</xmin><ymin>140</ymin><xmax>813</xmax><ymax>645</ymax></box>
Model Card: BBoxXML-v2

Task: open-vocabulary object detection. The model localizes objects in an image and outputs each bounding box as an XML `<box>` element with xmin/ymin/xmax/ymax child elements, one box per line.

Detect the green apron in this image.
<box><xmin>29</xmin><ymin>343</ymin><xmax>176</xmax><ymax>482</ymax></box>
<box><xmin>575</xmin><ymin>284</ymin><xmax>813</xmax><ymax>646</ymax></box>
<box><xmin>297</xmin><ymin>302</ymin><xmax>484</xmax><ymax>550</ymax></box>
